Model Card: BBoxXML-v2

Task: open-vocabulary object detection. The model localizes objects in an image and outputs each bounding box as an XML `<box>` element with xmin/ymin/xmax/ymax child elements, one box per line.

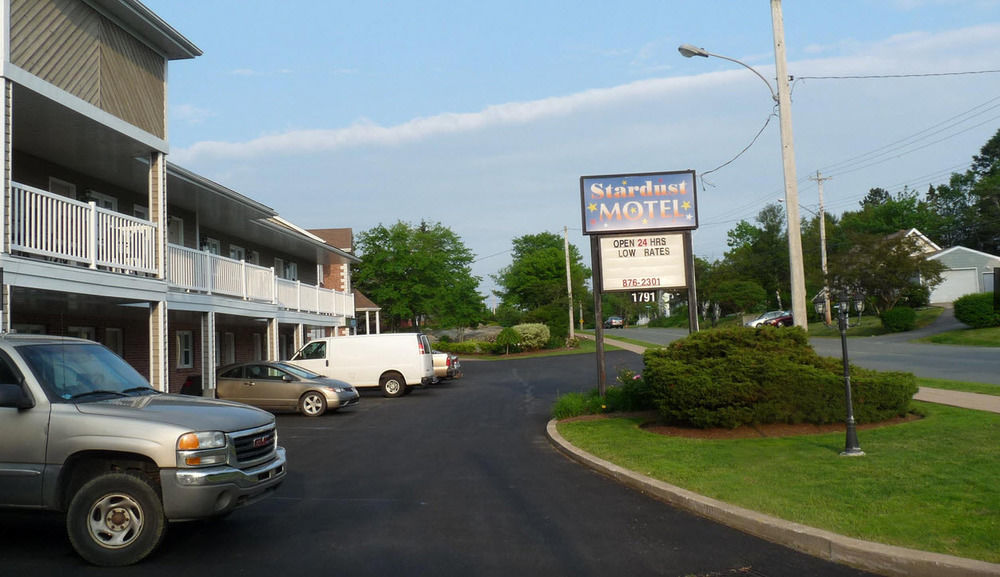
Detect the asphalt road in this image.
<box><xmin>605</xmin><ymin>324</ymin><xmax>1000</xmax><ymax>386</ymax></box>
<box><xmin>0</xmin><ymin>352</ymin><xmax>876</xmax><ymax>577</ymax></box>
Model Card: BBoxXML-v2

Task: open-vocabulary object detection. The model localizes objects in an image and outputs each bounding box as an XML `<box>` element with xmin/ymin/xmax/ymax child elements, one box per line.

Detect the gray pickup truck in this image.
<box><xmin>0</xmin><ymin>334</ymin><xmax>287</xmax><ymax>566</ymax></box>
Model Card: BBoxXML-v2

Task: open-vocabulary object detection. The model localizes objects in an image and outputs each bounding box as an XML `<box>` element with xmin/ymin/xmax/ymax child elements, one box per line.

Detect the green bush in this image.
<box><xmin>880</xmin><ymin>306</ymin><xmax>917</xmax><ymax>332</ymax></box>
<box><xmin>643</xmin><ymin>327</ymin><xmax>917</xmax><ymax>429</ymax></box>
<box><xmin>495</xmin><ymin>327</ymin><xmax>520</xmax><ymax>354</ymax></box>
<box><xmin>514</xmin><ymin>323</ymin><xmax>550</xmax><ymax>351</ymax></box>
<box><xmin>953</xmin><ymin>292</ymin><xmax>1000</xmax><ymax>328</ymax></box>
<box><xmin>550</xmin><ymin>368</ymin><xmax>655</xmax><ymax>419</ymax></box>
<box><xmin>551</xmin><ymin>391</ymin><xmax>606</xmax><ymax>419</ymax></box>
<box><xmin>435</xmin><ymin>340</ymin><xmax>491</xmax><ymax>354</ymax></box>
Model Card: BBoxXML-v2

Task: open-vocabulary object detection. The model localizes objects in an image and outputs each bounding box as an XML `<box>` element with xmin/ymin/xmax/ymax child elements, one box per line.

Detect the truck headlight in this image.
<box><xmin>177</xmin><ymin>431</ymin><xmax>229</xmax><ymax>467</ymax></box>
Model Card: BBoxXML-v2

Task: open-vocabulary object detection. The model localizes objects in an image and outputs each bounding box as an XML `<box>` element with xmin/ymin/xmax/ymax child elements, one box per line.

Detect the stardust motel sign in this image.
<box><xmin>580</xmin><ymin>170</ymin><xmax>697</xmax><ymax>235</ymax></box>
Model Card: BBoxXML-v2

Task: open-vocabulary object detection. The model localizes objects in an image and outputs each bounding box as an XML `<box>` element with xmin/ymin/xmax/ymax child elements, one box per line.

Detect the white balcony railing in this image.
<box><xmin>11</xmin><ymin>182</ymin><xmax>156</xmax><ymax>274</ymax></box>
<box><xmin>9</xmin><ymin>182</ymin><xmax>355</xmax><ymax>319</ymax></box>
<box><xmin>168</xmin><ymin>245</ymin><xmax>354</xmax><ymax>316</ymax></box>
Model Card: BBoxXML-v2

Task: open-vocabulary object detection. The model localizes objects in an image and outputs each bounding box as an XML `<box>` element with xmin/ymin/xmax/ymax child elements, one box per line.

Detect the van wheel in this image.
<box><xmin>299</xmin><ymin>391</ymin><xmax>327</xmax><ymax>416</ymax></box>
<box><xmin>66</xmin><ymin>472</ymin><xmax>166</xmax><ymax>566</ymax></box>
<box><xmin>380</xmin><ymin>372</ymin><xmax>406</xmax><ymax>398</ymax></box>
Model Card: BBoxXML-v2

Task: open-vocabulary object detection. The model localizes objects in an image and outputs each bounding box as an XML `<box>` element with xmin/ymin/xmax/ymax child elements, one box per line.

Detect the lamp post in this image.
<box><xmin>678</xmin><ymin>1</ymin><xmax>808</xmax><ymax>331</ymax></box>
<box><xmin>814</xmin><ymin>293</ymin><xmax>865</xmax><ymax>457</ymax></box>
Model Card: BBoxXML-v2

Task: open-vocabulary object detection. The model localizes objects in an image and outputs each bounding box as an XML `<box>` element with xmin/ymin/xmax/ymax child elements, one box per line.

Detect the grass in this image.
<box><xmin>920</xmin><ymin>325</ymin><xmax>1000</xmax><ymax>347</ymax></box>
<box><xmin>919</xmin><ymin>377</ymin><xmax>1000</xmax><ymax>396</ymax></box>
<box><xmin>556</xmin><ymin>401</ymin><xmax>1000</xmax><ymax>563</ymax></box>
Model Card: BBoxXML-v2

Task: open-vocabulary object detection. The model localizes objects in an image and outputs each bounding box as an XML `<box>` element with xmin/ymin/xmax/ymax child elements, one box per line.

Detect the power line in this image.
<box><xmin>794</xmin><ymin>69</ymin><xmax>1000</xmax><ymax>81</ymax></box>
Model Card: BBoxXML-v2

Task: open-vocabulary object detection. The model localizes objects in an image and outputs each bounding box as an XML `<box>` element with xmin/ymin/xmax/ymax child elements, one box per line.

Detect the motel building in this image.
<box><xmin>0</xmin><ymin>0</ymin><xmax>359</xmax><ymax>393</ymax></box>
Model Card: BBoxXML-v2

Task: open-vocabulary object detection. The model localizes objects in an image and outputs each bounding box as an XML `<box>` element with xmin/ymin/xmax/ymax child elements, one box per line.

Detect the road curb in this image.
<box><xmin>546</xmin><ymin>419</ymin><xmax>1000</xmax><ymax>577</ymax></box>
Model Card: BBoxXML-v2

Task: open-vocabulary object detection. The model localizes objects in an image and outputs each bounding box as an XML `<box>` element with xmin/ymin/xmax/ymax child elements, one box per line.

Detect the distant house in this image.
<box><xmin>885</xmin><ymin>229</ymin><xmax>998</xmax><ymax>304</ymax></box>
<box><xmin>928</xmin><ymin>246</ymin><xmax>1000</xmax><ymax>303</ymax></box>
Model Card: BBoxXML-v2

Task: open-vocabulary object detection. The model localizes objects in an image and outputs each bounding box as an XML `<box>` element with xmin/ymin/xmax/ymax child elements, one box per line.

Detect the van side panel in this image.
<box><xmin>290</xmin><ymin>335</ymin><xmax>433</xmax><ymax>390</ymax></box>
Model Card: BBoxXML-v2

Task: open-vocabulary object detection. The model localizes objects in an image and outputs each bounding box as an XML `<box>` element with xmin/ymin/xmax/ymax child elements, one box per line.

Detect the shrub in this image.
<box><xmin>550</xmin><ymin>368</ymin><xmax>655</xmax><ymax>419</ymax></box>
<box><xmin>435</xmin><ymin>340</ymin><xmax>491</xmax><ymax>354</ymax></box>
<box><xmin>643</xmin><ymin>327</ymin><xmax>917</xmax><ymax>429</ymax></box>
<box><xmin>514</xmin><ymin>323</ymin><xmax>550</xmax><ymax>351</ymax></box>
<box><xmin>495</xmin><ymin>327</ymin><xmax>520</xmax><ymax>355</ymax></box>
<box><xmin>881</xmin><ymin>306</ymin><xmax>917</xmax><ymax>332</ymax></box>
<box><xmin>953</xmin><ymin>292</ymin><xmax>1000</xmax><ymax>328</ymax></box>
<box><xmin>551</xmin><ymin>391</ymin><xmax>606</xmax><ymax>419</ymax></box>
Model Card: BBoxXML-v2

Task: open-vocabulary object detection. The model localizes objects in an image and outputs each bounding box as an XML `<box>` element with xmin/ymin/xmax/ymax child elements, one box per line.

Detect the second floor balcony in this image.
<box><xmin>9</xmin><ymin>182</ymin><xmax>354</xmax><ymax>318</ymax></box>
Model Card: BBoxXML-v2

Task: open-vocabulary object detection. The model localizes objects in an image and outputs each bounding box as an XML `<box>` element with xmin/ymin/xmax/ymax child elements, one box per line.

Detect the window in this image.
<box><xmin>230</xmin><ymin>244</ymin><xmax>246</xmax><ymax>261</ymax></box>
<box><xmin>104</xmin><ymin>328</ymin><xmax>124</xmax><ymax>357</ymax></box>
<box><xmin>203</xmin><ymin>237</ymin><xmax>221</xmax><ymax>255</ymax></box>
<box><xmin>13</xmin><ymin>324</ymin><xmax>45</xmax><ymax>335</ymax></box>
<box><xmin>134</xmin><ymin>205</ymin><xmax>149</xmax><ymax>220</ymax></box>
<box><xmin>87</xmin><ymin>190</ymin><xmax>117</xmax><ymax>211</ymax></box>
<box><xmin>177</xmin><ymin>331</ymin><xmax>194</xmax><ymax>368</ymax></box>
<box><xmin>248</xmin><ymin>250</ymin><xmax>261</xmax><ymax>266</ymax></box>
<box><xmin>67</xmin><ymin>326</ymin><xmax>96</xmax><ymax>341</ymax></box>
<box><xmin>48</xmin><ymin>177</ymin><xmax>76</xmax><ymax>199</ymax></box>
<box><xmin>285</xmin><ymin>262</ymin><xmax>298</xmax><ymax>281</ymax></box>
<box><xmin>296</xmin><ymin>341</ymin><xmax>326</xmax><ymax>360</ymax></box>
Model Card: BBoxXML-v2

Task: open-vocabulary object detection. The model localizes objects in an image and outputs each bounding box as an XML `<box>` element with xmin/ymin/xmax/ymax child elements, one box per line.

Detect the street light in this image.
<box><xmin>814</xmin><ymin>292</ymin><xmax>865</xmax><ymax>457</ymax></box>
<box><xmin>678</xmin><ymin>1</ymin><xmax>808</xmax><ymax>331</ymax></box>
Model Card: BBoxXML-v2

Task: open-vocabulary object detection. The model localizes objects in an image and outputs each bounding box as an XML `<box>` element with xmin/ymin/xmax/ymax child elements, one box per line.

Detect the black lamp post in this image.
<box><xmin>814</xmin><ymin>292</ymin><xmax>865</xmax><ymax>457</ymax></box>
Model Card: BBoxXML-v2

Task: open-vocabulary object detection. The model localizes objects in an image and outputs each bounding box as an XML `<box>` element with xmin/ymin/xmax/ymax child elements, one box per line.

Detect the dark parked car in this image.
<box><xmin>604</xmin><ymin>316</ymin><xmax>624</xmax><ymax>329</ymax></box>
<box><xmin>216</xmin><ymin>361</ymin><xmax>359</xmax><ymax>417</ymax></box>
<box><xmin>764</xmin><ymin>312</ymin><xmax>794</xmax><ymax>327</ymax></box>
<box><xmin>744</xmin><ymin>310</ymin><xmax>788</xmax><ymax>327</ymax></box>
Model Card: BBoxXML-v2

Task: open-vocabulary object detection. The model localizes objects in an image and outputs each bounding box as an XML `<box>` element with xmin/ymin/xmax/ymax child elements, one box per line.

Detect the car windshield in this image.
<box><xmin>19</xmin><ymin>343</ymin><xmax>154</xmax><ymax>402</ymax></box>
<box><xmin>275</xmin><ymin>362</ymin><xmax>321</xmax><ymax>379</ymax></box>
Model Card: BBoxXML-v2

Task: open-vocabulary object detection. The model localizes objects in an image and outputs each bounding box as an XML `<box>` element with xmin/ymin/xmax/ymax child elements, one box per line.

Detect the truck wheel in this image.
<box><xmin>380</xmin><ymin>372</ymin><xmax>406</xmax><ymax>398</ymax></box>
<box><xmin>67</xmin><ymin>472</ymin><xmax>166</xmax><ymax>566</ymax></box>
<box><xmin>299</xmin><ymin>391</ymin><xmax>327</xmax><ymax>416</ymax></box>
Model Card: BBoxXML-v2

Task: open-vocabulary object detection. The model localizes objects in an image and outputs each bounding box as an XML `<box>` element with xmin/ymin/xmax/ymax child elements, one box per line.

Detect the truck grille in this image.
<box><xmin>231</xmin><ymin>424</ymin><xmax>277</xmax><ymax>467</ymax></box>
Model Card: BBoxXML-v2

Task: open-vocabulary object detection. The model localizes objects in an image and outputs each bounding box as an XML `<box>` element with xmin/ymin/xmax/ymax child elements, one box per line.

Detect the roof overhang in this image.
<box><xmin>88</xmin><ymin>0</ymin><xmax>202</xmax><ymax>60</ymax></box>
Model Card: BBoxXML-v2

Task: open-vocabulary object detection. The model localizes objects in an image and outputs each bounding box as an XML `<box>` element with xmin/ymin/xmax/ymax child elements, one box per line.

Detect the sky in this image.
<box><xmin>141</xmin><ymin>0</ymin><xmax>1000</xmax><ymax>305</ymax></box>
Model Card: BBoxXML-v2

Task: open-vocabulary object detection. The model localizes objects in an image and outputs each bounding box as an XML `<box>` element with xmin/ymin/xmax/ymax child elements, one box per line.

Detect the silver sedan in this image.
<box><xmin>216</xmin><ymin>361</ymin><xmax>359</xmax><ymax>417</ymax></box>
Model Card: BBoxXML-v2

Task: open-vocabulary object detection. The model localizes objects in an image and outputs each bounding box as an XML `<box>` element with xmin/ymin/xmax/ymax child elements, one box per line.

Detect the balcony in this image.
<box><xmin>9</xmin><ymin>182</ymin><xmax>354</xmax><ymax>318</ymax></box>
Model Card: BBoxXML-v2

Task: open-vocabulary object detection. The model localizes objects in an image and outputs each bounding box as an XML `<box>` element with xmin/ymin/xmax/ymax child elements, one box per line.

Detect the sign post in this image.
<box><xmin>580</xmin><ymin>170</ymin><xmax>699</xmax><ymax>396</ymax></box>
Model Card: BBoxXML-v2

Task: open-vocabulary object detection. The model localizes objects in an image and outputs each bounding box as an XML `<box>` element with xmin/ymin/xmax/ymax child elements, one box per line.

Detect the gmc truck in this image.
<box><xmin>0</xmin><ymin>334</ymin><xmax>287</xmax><ymax>566</ymax></box>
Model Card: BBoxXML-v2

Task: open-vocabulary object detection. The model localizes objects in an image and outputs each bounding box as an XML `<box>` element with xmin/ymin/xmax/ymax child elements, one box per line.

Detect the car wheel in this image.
<box><xmin>67</xmin><ymin>472</ymin><xmax>166</xmax><ymax>567</ymax></box>
<box><xmin>299</xmin><ymin>391</ymin><xmax>327</xmax><ymax>416</ymax></box>
<box><xmin>380</xmin><ymin>372</ymin><xmax>406</xmax><ymax>398</ymax></box>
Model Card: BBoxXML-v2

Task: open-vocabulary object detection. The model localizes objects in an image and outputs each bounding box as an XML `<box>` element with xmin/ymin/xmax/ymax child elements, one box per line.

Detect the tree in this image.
<box><xmin>712</xmin><ymin>280</ymin><xmax>767</xmax><ymax>315</ymax></box>
<box><xmin>721</xmin><ymin>203</ymin><xmax>788</xmax><ymax>309</ymax></box>
<box><xmin>492</xmin><ymin>232</ymin><xmax>590</xmax><ymax>338</ymax></box>
<box><xmin>353</xmin><ymin>221</ymin><xmax>484</xmax><ymax>331</ymax></box>
<box><xmin>828</xmin><ymin>232</ymin><xmax>945</xmax><ymax>315</ymax></box>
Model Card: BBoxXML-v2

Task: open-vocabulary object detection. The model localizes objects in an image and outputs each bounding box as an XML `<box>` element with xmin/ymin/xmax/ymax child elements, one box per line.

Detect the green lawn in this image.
<box><xmin>556</xmin><ymin>401</ymin><xmax>999</xmax><ymax>563</ymax></box>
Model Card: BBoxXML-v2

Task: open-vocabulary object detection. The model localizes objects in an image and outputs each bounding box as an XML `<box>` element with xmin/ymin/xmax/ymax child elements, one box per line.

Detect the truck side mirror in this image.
<box><xmin>0</xmin><ymin>383</ymin><xmax>34</xmax><ymax>409</ymax></box>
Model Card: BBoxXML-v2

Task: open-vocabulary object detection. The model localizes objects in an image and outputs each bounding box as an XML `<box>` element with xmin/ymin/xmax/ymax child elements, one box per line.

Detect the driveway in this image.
<box><xmin>0</xmin><ymin>353</ymin><xmax>876</xmax><ymax>577</ymax></box>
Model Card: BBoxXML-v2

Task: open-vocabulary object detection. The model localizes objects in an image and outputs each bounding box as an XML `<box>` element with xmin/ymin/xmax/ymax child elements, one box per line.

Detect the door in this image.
<box><xmin>289</xmin><ymin>341</ymin><xmax>329</xmax><ymax>375</ymax></box>
<box><xmin>0</xmin><ymin>352</ymin><xmax>49</xmax><ymax>506</ymax></box>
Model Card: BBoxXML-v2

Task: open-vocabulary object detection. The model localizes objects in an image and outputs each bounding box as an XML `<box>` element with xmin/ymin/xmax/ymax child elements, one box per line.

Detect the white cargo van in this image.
<box><xmin>289</xmin><ymin>334</ymin><xmax>434</xmax><ymax>397</ymax></box>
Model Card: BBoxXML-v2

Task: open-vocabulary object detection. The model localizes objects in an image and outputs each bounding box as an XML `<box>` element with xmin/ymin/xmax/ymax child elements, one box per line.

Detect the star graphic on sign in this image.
<box><xmin>621</xmin><ymin>179</ymin><xmax>628</xmax><ymax>185</ymax></box>
<box><xmin>588</xmin><ymin>203</ymin><xmax>598</xmax><ymax>212</ymax></box>
<box><xmin>682</xmin><ymin>201</ymin><xmax>692</xmax><ymax>210</ymax></box>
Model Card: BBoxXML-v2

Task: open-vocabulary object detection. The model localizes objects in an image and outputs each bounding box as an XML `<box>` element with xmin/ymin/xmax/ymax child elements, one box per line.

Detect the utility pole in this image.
<box><xmin>771</xmin><ymin>0</ymin><xmax>808</xmax><ymax>330</ymax></box>
<box><xmin>564</xmin><ymin>226</ymin><xmax>575</xmax><ymax>340</ymax></box>
<box><xmin>810</xmin><ymin>171</ymin><xmax>833</xmax><ymax>326</ymax></box>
